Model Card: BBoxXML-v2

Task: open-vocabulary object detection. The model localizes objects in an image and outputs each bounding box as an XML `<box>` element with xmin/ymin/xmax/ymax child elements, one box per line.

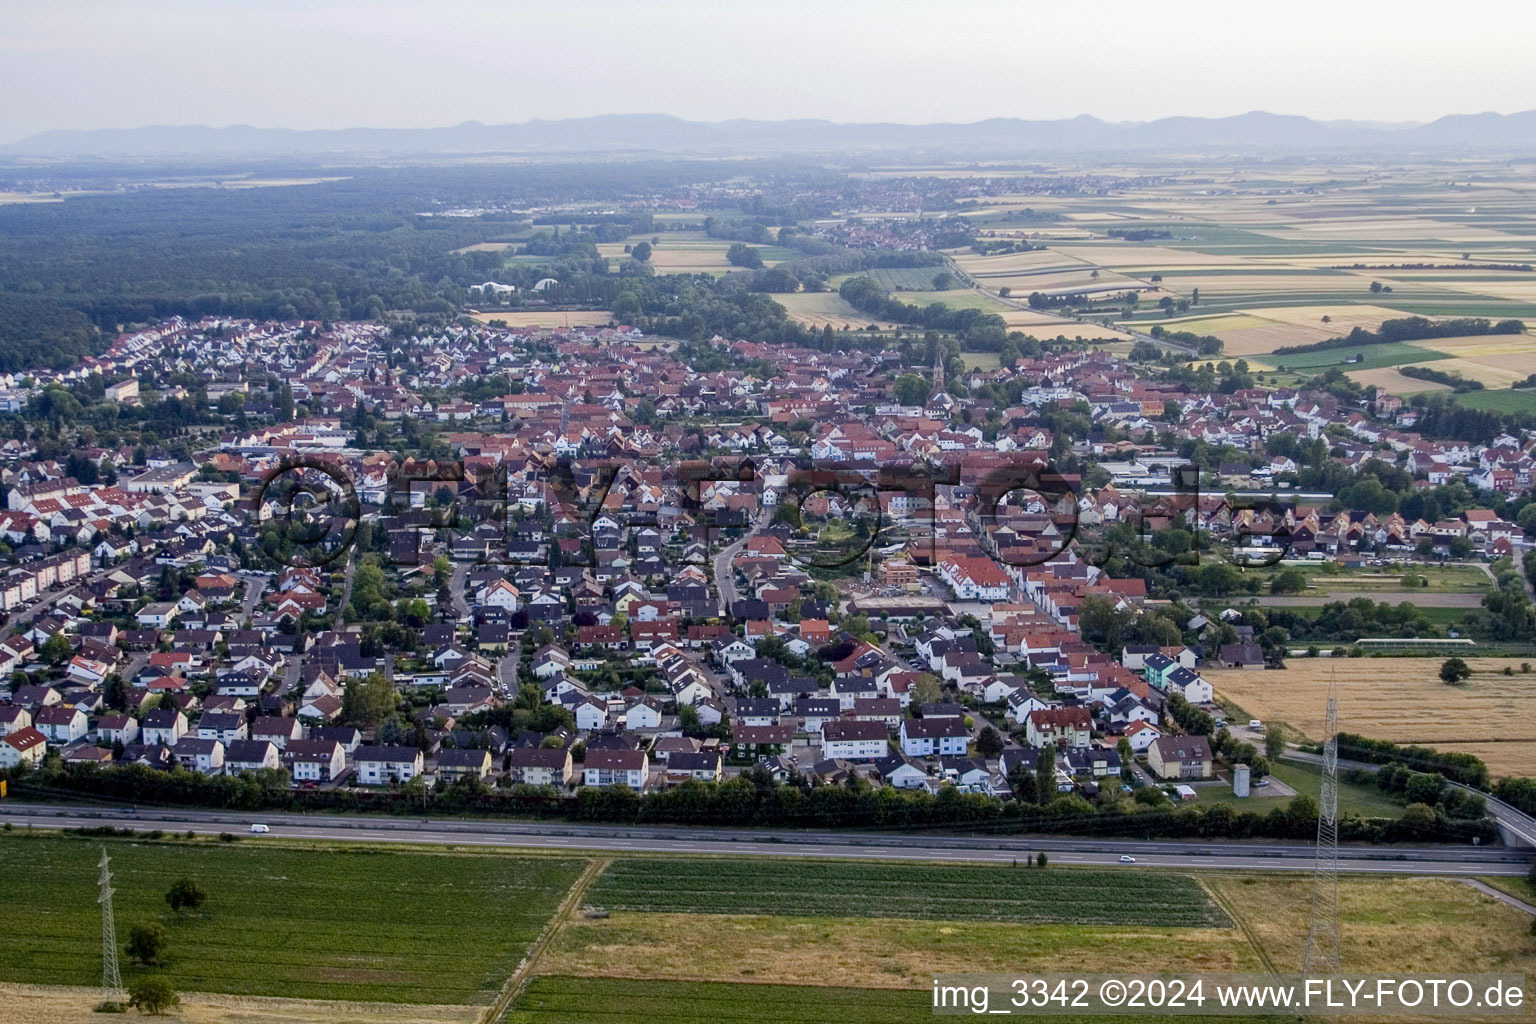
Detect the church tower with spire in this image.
<box><xmin>928</xmin><ymin>347</ymin><xmax>946</xmax><ymax>402</ymax></box>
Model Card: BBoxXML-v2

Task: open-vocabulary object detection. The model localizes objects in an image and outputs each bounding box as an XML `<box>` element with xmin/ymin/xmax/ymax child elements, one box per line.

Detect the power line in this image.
<box><xmin>97</xmin><ymin>846</ymin><xmax>122</xmax><ymax>1006</ymax></box>
<box><xmin>1304</xmin><ymin>669</ymin><xmax>1342</xmax><ymax>977</ymax></box>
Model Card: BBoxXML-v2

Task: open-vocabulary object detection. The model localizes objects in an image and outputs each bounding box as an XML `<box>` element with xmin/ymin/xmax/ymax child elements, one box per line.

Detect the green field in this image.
<box><xmin>959</xmin><ymin>351</ymin><xmax>1002</xmax><ymax>370</ymax></box>
<box><xmin>1268</xmin><ymin>759</ymin><xmax>1408</xmax><ymax>818</ymax></box>
<box><xmin>1451</xmin><ymin>388</ymin><xmax>1536</xmax><ymax>414</ymax></box>
<box><xmin>0</xmin><ymin>834</ymin><xmax>583</xmax><ymax>1003</ymax></box>
<box><xmin>1251</xmin><ymin>342</ymin><xmax>1455</xmax><ymax>372</ymax></box>
<box><xmin>507</xmin><ymin>977</ymin><xmax>935</xmax><ymax>1023</ymax></box>
<box><xmin>585</xmin><ymin>858</ymin><xmax>1228</xmax><ymax>926</ymax></box>
<box><xmin>505</xmin><ymin>977</ymin><xmax>1261</xmax><ymax>1024</ymax></box>
<box><xmin>898</xmin><ymin>289</ymin><xmax>1013</xmax><ymax>312</ymax></box>
<box><xmin>1250</xmin><ymin>562</ymin><xmax>1492</xmax><ymax>595</ymax></box>
<box><xmin>864</xmin><ymin>266</ymin><xmax>953</xmax><ymax>291</ymax></box>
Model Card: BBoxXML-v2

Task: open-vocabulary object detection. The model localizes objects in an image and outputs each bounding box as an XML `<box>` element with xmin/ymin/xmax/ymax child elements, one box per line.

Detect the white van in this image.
<box><xmin>1248</xmin><ymin>719</ymin><xmax>1262</xmax><ymax>729</ymax></box>
<box><xmin>249</xmin><ymin>823</ymin><xmax>270</xmax><ymax>834</ymax></box>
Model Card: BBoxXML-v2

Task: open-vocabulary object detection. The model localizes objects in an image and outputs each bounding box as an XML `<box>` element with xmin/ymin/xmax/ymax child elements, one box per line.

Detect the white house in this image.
<box><xmin>899</xmin><ymin>717</ymin><xmax>969</xmax><ymax>758</ymax></box>
<box><xmin>583</xmin><ymin>748</ymin><xmax>648</xmax><ymax>788</ymax></box>
<box><xmin>820</xmin><ymin>720</ymin><xmax>889</xmax><ymax>760</ymax></box>
<box><xmin>33</xmin><ymin>704</ymin><xmax>88</xmax><ymax>744</ymax></box>
<box><xmin>353</xmin><ymin>745</ymin><xmax>423</xmax><ymax>784</ymax></box>
<box><xmin>624</xmin><ymin>696</ymin><xmax>664</xmax><ymax>730</ymax></box>
<box><xmin>573</xmin><ymin>696</ymin><xmax>608</xmax><ymax>731</ymax></box>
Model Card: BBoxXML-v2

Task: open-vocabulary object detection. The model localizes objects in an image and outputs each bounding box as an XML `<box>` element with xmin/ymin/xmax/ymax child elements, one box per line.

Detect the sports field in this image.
<box><xmin>468</xmin><ymin>310</ymin><xmax>614</xmax><ymax>328</ymax></box>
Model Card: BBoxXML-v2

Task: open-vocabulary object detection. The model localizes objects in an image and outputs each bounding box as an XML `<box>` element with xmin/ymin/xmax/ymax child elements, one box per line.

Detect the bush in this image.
<box><xmin>165</xmin><ymin>877</ymin><xmax>207</xmax><ymax>913</ymax></box>
<box><xmin>127</xmin><ymin>976</ymin><xmax>179</xmax><ymax>1016</ymax></box>
<box><xmin>125</xmin><ymin>922</ymin><xmax>168</xmax><ymax>966</ymax></box>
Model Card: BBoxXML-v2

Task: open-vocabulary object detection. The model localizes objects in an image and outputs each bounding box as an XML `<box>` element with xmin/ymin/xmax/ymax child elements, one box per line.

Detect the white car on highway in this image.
<box><xmin>249</xmin><ymin>823</ymin><xmax>270</xmax><ymax>834</ymax></box>
<box><xmin>1119</xmin><ymin>855</ymin><xmax>1136</xmax><ymax>863</ymax></box>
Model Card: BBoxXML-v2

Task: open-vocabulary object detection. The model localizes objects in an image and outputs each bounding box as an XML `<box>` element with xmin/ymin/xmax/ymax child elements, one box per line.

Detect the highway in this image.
<box><xmin>2</xmin><ymin>802</ymin><xmax>1528</xmax><ymax>876</ymax></box>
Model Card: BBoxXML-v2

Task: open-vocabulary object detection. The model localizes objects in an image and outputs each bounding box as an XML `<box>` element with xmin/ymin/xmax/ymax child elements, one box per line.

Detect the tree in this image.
<box><xmin>342</xmin><ymin>672</ymin><xmax>399</xmax><ymax>726</ymax></box>
<box><xmin>1264</xmin><ymin>724</ymin><xmax>1286</xmax><ymax>759</ymax></box>
<box><xmin>678</xmin><ymin>704</ymin><xmax>702</xmax><ymax>734</ymax></box>
<box><xmin>1269</xmin><ymin>568</ymin><xmax>1308</xmax><ymax>595</ymax></box>
<box><xmin>1036</xmin><ymin>851</ymin><xmax>1048</xmax><ymax>868</ymax></box>
<box><xmin>893</xmin><ymin>373</ymin><xmax>928</xmax><ymax>406</ymax></box>
<box><xmin>165</xmin><ymin>877</ymin><xmax>207</xmax><ymax>913</ymax></box>
<box><xmin>125</xmin><ymin>922</ymin><xmax>168</xmax><ymax>966</ymax></box>
<box><xmin>1034</xmin><ymin>745</ymin><xmax>1057</xmax><ymax>806</ymax></box>
<box><xmin>931</xmin><ymin>271</ymin><xmax>953</xmax><ymax>290</ymax></box>
<box><xmin>976</xmin><ymin>725</ymin><xmax>1004</xmax><ymax>759</ymax></box>
<box><xmin>630</xmin><ymin>241</ymin><xmax>652</xmax><ymax>262</ymax></box>
<box><xmin>40</xmin><ymin>632</ymin><xmax>73</xmax><ymax>665</ymax></box>
<box><xmin>1440</xmin><ymin>657</ymin><xmax>1472</xmax><ymax>685</ymax></box>
<box><xmin>911</xmin><ymin>673</ymin><xmax>942</xmax><ymax>707</ymax></box>
<box><xmin>127</xmin><ymin>976</ymin><xmax>179</xmax><ymax>1016</ymax></box>
<box><xmin>726</xmin><ymin>243</ymin><xmax>764</xmax><ymax>269</ymax></box>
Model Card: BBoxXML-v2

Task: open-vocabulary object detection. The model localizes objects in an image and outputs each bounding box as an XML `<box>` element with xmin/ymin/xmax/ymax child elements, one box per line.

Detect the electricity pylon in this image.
<box><xmin>97</xmin><ymin>846</ymin><xmax>122</xmax><ymax>1004</ymax></box>
<box><xmin>1303</xmin><ymin>669</ymin><xmax>1342</xmax><ymax>976</ymax></box>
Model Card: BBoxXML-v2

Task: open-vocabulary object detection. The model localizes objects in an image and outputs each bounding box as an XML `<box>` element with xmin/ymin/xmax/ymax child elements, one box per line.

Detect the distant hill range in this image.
<box><xmin>7</xmin><ymin>110</ymin><xmax>1536</xmax><ymax>159</ymax></box>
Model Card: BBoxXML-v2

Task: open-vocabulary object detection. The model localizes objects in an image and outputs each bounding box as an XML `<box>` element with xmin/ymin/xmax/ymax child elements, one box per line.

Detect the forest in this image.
<box><xmin>0</xmin><ymin>161</ymin><xmax>802</xmax><ymax>372</ymax></box>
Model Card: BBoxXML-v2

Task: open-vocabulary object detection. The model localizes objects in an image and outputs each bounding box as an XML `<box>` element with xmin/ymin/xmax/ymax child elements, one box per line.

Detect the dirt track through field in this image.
<box><xmin>0</xmin><ymin>984</ymin><xmax>478</xmax><ymax>1024</ymax></box>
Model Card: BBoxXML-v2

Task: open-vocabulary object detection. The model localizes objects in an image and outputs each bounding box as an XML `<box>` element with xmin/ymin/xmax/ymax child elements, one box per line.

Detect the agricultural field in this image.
<box><xmin>895</xmin><ymin>289</ymin><xmax>1013</xmax><ymax>312</ymax></box>
<box><xmin>1251</xmin><ymin>341</ymin><xmax>1455</xmax><ymax>373</ymax></box>
<box><xmin>1207</xmin><ymin>874</ymin><xmax>1536</xmax><ymax>978</ymax></box>
<box><xmin>505</xmin><ymin>978</ymin><xmax>1268</xmax><ymax>1024</ymax></box>
<box><xmin>1451</xmin><ymin>388</ymin><xmax>1536</xmax><ymax>414</ymax></box>
<box><xmin>584</xmin><ymin>858</ymin><xmax>1228</xmax><ymax>926</ymax></box>
<box><xmin>549</xmin><ymin>910</ymin><xmax>1258</xmax><ymax>988</ymax></box>
<box><xmin>506</xmin><ymin>978</ymin><xmax>939</xmax><ymax>1024</ymax></box>
<box><xmin>774</xmin><ymin>291</ymin><xmax>900</xmax><ymax>329</ymax></box>
<box><xmin>1346</xmin><ymin>366</ymin><xmax>1453</xmax><ymax>393</ymax></box>
<box><xmin>0</xmin><ymin>834</ymin><xmax>584</xmax><ymax>1004</ymax></box>
<box><xmin>860</xmin><ymin>265</ymin><xmax>953</xmax><ymax>291</ymax></box>
<box><xmin>593</xmin><ymin>234</ymin><xmax>800</xmax><ymax>274</ymax></box>
<box><xmin>1208</xmin><ymin>657</ymin><xmax>1536</xmax><ymax>776</ymax></box>
<box><xmin>1247</xmin><ymin>562</ymin><xmax>1492</xmax><ymax>596</ymax></box>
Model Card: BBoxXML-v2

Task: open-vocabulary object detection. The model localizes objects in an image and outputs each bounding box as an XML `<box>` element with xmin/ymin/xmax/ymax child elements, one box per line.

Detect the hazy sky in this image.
<box><xmin>5</xmin><ymin>0</ymin><xmax>1535</xmax><ymax>142</ymax></box>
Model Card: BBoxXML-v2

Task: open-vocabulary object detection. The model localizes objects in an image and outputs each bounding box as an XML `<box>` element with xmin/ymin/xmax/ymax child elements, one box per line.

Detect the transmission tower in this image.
<box><xmin>1303</xmin><ymin>670</ymin><xmax>1342</xmax><ymax>977</ymax></box>
<box><xmin>97</xmin><ymin>846</ymin><xmax>122</xmax><ymax>1004</ymax></box>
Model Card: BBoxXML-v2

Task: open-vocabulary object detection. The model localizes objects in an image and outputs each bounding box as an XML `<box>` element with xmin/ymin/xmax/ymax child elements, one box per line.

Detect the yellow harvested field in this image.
<box><xmin>1220</xmin><ymin>323</ymin><xmax>1341</xmax><ymax>356</ymax></box>
<box><xmin>0</xmin><ymin>984</ymin><xmax>477</xmax><ymax>1024</ymax></box>
<box><xmin>1050</xmin><ymin>244</ymin><xmax>1251</xmax><ymax>269</ymax></box>
<box><xmin>953</xmin><ymin>249</ymin><xmax>1070</xmax><ymax>275</ymax></box>
<box><xmin>1264</xmin><ymin>216</ymin><xmax>1517</xmax><ymax>242</ymax></box>
<box><xmin>1209</xmin><ymin>875</ymin><xmax>1536</xmax><ymax>980</ymax></box>
<box><xmin>775</xmin><ymin>292</ymin><xmax>900</xmax><ymax>329</ymax></box>
<box><xmin>1001</xmin><ymin>314</ymin><xmax>1132</xmax><ymax>341</ymax></box>
<box><xmin>467</xmin><ymin>310</ymin><xmax>613</xmax><ymax>328</ymax></box>
<box><xmin>1242</xmin><ymin>304</ymin><xmax>1412</xmax><ymax>330</ymax></box>
<box><xmin>1208</xmin><ymin>658</ymin><xmax>1536</xmax><ymax>775</ymax></box>
<box><xmin>1346</xmin><ymin>367</ymin><xmax>1452</xmax><ymax>393</ymax></box>
<box><xmin>1156</xmin><ymin>313</ymin><xmax>1276</xmax><ymax>334</ymax></box>
<box><xmin>551</xmin><ymin>912</ymin><xmax>1260</xmax><ymax>990</ymax></box>
<box><xmin>1411</xmin><ymin>333</ymin><xmax>1536</xmax><ymax>358</ymax></box>
<box><xmin>452</xmin><ymin>241</ymin><xmax>515</xmax><ymax>253</ymax></box>
<box><xmin>1410</xmin><ymin>356</ymin><xmax>1534</xmax><ymax>388</ymax></box>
